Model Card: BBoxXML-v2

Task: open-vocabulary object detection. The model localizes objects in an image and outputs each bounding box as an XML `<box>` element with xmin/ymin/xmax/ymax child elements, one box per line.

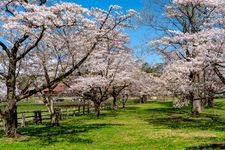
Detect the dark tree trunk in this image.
<box><xmin>112</xmin><ymin>96</ymin><xmax>117</xmax><ymax>110</ymax></box>
<box><xmin>122</xmin><ymin>101</ymin><xmax>126</xmax><ymax>108</ymax></box>
<box><xmin>4</xmin><ymin>57</ymin><xmax>18</xmax><ymax>137</ymax></box>
<box><xmin>139</xmin><ymin>95</ymin><xmax>147</xmax><ymax>104</ymax></box>
<box><xmin>96</xmin><ymin>108</ymin><xmax>100</xmax><ymax>118</ymax></box>
<box><xmin>206</xmin><ymin>96</ymin><xmax>214</xmax><ymax>108</ymax></box>
<box><xmin>122</xmin><ymin>95</ymin><xmax>128</xmax><ymax>108</ymax></box>
<box><xmin>139</xmin><ymin>96</ymin><xmax>144</xmax><ymax>104</ymax></box>
<box><xmin>206</xmin><ymin>89</ymin><xmax>215</xmax><ymax>108</ymax></box>
<box><xmin>94</xmin><ymin>101</ymin><xmax>101</xmax><ymax>118</ymax></box>
<box><xmin>3</xmin><ymin>103</ymin><xmax>18</xmax><ymax>137</ymax></box>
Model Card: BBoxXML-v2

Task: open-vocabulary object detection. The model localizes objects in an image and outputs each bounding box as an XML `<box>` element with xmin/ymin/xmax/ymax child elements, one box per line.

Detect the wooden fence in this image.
<box><xmin>0</xmin><ymin>102</ymin><xmax>91</xmax><ymax>128</ymax></box>
<box><xmin>0</xmin><ymin>100</ymin><xmax>119</xmax><ymax>128</ymax></box>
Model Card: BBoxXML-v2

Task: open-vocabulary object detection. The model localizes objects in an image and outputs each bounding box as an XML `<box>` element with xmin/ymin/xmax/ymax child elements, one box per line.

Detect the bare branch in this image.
<box><xmin>11</xmin><ymin>34</ymin><xmax>29</xmax><ymax>54</ymax></box>
<box><xmin>0</xmin><ymin>41</ymin><xmax>10</xmax><ymax>57</ymax></box>
<box><xmin>16</xmin><ymin>26</ymin><xmax>45</xmax><ymax>62</ymax></box>
<box><xmin>213</xmin><ymin>65</ymin><xmax>225</xmax><ymax>85</ymax></box>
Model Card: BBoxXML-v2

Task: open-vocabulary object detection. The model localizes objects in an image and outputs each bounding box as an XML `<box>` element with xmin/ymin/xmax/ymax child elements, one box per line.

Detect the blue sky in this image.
<box><xmin>0</xmin><ymin>0</ymin><xmax>163</xmax><ymax>64</ymax></box>
<box><xmin>60</xmin><ymin>0</ymin><xmax>163</xmax><ymax>64</ymax></box>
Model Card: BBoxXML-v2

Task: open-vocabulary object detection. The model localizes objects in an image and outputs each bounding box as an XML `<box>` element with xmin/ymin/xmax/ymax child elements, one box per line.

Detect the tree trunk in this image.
<box><xmin>139</xmin><ymin>95</ymin><xmax>147</xmax><ymax>104</ymax></box>
<box><xmin>191</xmin><ymin>73</ymin><xmax>202</xmax><ymax>115</ymax></box>
<box><xmin>122</xmin><ymin>96</ymin><xmax>128</xmax><ymax>108</ymax></box>
<box><xmin>112</xmin><ymin>96</ymin><xmax>117</xmax><ymax>110</ymax></box>
<box><xmin>3</xmin><ymin>104</ymin><xmax>18</xmax><ymax>137</ymax></box>
<box><xmin>122</xmin><ymin>95</ymin><xmax>128</xmax><ymax>108</ymax></box>
<box><xmin>122</xmin><ymin>101</ymin><xmax>126</xmax><ymax>108</ymax></box>
<box><xmin>4</xmin><ymin>57</ymin><xmax>18</xmax><ymax>138</ymax></box>
<box><xmin>205</xmin><ymin>89</ymin><xmax>215</xmax><ymax>108</ymax></box>
<box><xmin>94</xmin><ymin>101</ymin><xmax>101</xmax><ymax>118</ymax></box>
<box><xmin>48</xmin><ymin>96</ymin><xmax>58</xmax><ymax>126</ymax></box>
<box><xmin>192</xmin><ymin>99</ymin><xmax>201</xmax><ymax>115</ymax></box>
<box><xmin>139</xmin><ymin>96</ymin><xmax>144</xmax><ymax>103</ymax></box>
<box><xmin>51</xmin><ymin>108</ymin><xmax>60</xmax><ymax>126</ymax></box>
<box><xmin>207</xmin><ymin>96</ymin><xmax>214</xmax><ymax>108</ymax></box>
<box><xmin>43</xmin><ymin>92</ymin><xmax>58</xmax><ymax>126</ymax></box>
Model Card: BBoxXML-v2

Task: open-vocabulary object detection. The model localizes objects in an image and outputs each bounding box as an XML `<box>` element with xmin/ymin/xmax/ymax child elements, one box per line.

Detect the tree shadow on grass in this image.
<box><xmin>186</xmin><ymin>142</ymin><xmax>225</xmax><ymax>150</ymax></box>
<box><xmin>122</xmin><ymin>106</ymin><xmax>140</xmax><ymax>110</ymax></box>
<box><xmin>144</xmin><ymin>106</ymin><xmax>225</xmax><ymax>131</ymax></box>
<box><xmin>212</xmin><ymin>102</ymin><xmax>225</xmax><ymax>110</ymax></box>
<box><xmin>144</xmin><ymin>107</ymin><xmax>189</xmax><ymax>114</ymax></box>
<box><xmin>15</xmin><ymin>123</ymin><xmax>122</xmax><ymax>146</ymax></box>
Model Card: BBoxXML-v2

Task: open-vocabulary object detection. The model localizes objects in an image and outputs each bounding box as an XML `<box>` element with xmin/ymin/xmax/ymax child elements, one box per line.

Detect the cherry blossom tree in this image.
<box><xmin>0</xmin><ymin>0</ymin><xmax>135</xmax><ymax>137</ymax></box>
<box><xmin>119</xmin><ymin>89</ymin><xmax>130</xmax><ymax>108</ymax></box>
<box><xmin>149</xmin><ymin>0</ymin><xmax>225</xmax><ymax>114</ymax></box>
<box><xmin>69</xmin><ymin>36</ymin><xmax>139</xmax><ymax>117</ymax></box>
<box><xmin>130</xmin><ymin>70</ymin><xmax>167</xmax><ymax>103</ymax></box>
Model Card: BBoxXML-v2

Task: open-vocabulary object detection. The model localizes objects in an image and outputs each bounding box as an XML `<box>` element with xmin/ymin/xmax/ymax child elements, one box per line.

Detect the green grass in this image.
<box><xmin>1</xmin><ymin>99</ymin><xmax>225</xmax><ymax>149</ymax></box>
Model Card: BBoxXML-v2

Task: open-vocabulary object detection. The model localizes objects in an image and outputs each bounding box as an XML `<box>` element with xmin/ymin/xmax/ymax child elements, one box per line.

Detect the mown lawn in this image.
<box><xmin>1</xmin><ymin>99</ymin><xmax>225</xmax><ymax>150</ymax></box>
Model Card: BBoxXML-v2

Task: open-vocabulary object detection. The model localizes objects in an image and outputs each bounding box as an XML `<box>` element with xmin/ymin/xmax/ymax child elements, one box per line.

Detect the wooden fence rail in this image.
<box><xmin>0</xmin><ymin>102</ymin><xmax>91</xmax><ymax>128</ymax></box>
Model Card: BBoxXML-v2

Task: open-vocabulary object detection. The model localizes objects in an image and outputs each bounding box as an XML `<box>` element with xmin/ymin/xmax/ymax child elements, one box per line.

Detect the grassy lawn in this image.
<box><xmin>1</xmin><ymin>99</ymin><xmax>225</xmax><ymax>149</ymax></box>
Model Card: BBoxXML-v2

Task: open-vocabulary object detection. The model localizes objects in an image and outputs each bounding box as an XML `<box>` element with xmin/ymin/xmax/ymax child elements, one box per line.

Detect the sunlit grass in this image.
<box><xmin>0</xmin><ymin>99</ymin><xmax>225</xmax><ymax>149</ymax></box>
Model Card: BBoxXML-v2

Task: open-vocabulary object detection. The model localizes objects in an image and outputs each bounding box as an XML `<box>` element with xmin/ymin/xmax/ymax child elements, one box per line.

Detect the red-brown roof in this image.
<box><xmin>42</xmin><ymin>83</ymin><xmax>66</xmax><ymax>93</ymax></box>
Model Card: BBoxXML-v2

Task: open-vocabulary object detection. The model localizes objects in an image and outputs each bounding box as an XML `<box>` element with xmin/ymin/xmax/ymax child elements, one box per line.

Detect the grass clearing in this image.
<box><xmin>1</xmin><ymin>99</ymin><xmax>225</xmax><ymax>149</ymax></box>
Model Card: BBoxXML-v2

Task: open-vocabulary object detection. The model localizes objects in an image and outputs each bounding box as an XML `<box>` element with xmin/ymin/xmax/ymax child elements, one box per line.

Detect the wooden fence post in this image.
<box><xmin>87</xmin><ymin>102</ymin><xmax>90</xmax><ymax>114</ymax></box>
<box><xmin>21</xmin><ymin>113</ymin><xmax>26</xmax><ymax>127</ymax></box>
<box><xmin>66</xmin><ymin>108</ymin><xmax>69</xmax><ymax>118</ymax></box>
<box><xmin>34</xmin><ymin>111</ymin><xmax>42</xmax><ymax>124</ymax></box>
<box><xmin>83</xmin><ymin>102</ymin><xmax>85</xmax><ymax>115</ymax></box>
<box><xmin>78</xmin><ymin>103</ymin><xmax>80</xmax><ymax>115</ymax></box>
<box><xmin>73</xmin><ymin>106</ymin><xmax>76</xmax><ymax>116</ymax></box>
<box><xmin>60</xmin><ymin>108</ymin><xmax>63</xmax><ymax>120</ymax></box>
